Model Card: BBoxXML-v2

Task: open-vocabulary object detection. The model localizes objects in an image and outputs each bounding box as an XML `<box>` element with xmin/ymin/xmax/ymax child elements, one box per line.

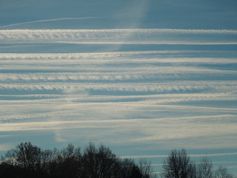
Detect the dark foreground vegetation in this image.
<box><xmin>0</xmin><ymin>142</ymin><xmax>235</xmax><ymax>178</ymax></box>
<box><xmin>0</xmin><ymin>142</ymin><xmax>151</xmax><ymax>178</ymax></box>
<box><xmin>162</xmin><ymin>149</ymin><xmax>235</xmax><ymax>178</ymax></box>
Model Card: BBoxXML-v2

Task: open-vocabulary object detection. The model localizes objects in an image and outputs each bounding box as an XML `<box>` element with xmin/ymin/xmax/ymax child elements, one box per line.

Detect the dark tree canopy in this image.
<box><xmin>0</xmin><ymin>143</ymin><xmax>235</xmax><ymax>178</ymax></box>
<box><xmin>161</xmin><ymin>150</ymin><xmax>235</xmax><ymax>178</ymax></box>
<box><xmin>196</xmin><ymin>158</ymin><xmax>213</xmax><ymax>178</ymax></box>
<box><xmin>162</xmin><ymin>149</ymin><xmax>196</xmax><ymax>178</ymax></box>
<box><xmin>0</xmin><ymin>142</ymin><xmax>151</xmax><ymax>178</ymax></box>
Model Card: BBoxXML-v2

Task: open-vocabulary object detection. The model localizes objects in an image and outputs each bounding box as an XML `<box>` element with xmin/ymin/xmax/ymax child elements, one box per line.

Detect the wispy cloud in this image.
<box><xmin>0</xmin><ymin>17</ymin><xmax>101</xmax><ymax>29</ymax></box>
<box><xmin>0</xmin><ymin>29</ymin><xmax>237</xmax><ymax>45</ymax></box>
<box><xmin>0</xmin><ymin>144</ymin><xmax>12</xmax><ymax>152</ymax></box>
<box><xmin>0</xmin><ymin>28</ymin><xmax>236</xmax><ymax>159</ymax></box>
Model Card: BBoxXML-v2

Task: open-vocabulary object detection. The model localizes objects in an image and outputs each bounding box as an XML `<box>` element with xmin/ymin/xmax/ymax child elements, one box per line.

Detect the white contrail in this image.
<box><xmin>0</xmin><ymin>29</ymin><xmax>236</xmax><ymax>45</ymax></box>
<box><xmin>1</xmin><ymin>28</ymin><xmax>237</xmax><ymax>33</ymax></box>
<box><xmin>0</xmin><ymin>17</ymin><xmax>101</xmax><ymax>29</ymax></box>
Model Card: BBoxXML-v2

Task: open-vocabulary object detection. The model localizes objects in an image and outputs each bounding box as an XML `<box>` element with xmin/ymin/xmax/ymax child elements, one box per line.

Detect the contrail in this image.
<box><xmin>0</xmin><ymin>17</ymin><xmax>101</xmax><ymax>29</ymax></box>
<box><xmin>0</xmin><ymin>29</ymin><xmax>236</xmax><ymax>45</ymax></box>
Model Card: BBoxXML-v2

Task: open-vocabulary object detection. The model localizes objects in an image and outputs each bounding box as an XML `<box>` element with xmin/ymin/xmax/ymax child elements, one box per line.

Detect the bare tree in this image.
<box><xmin>215</xmin><ymin>166</ymin><xmax>234</xmax><ymax>178</ymax></box>
<box><xmin>162</xmin><ymin>149</ymin><xmax>196</xmax><ymax>178</ymax></box>
<box><xmin>81</xmin><ymin>144</ymin><xmax>122</xmax><ymax>178</ymax></box>
<box><xmin>196</xmin><ymin>158</ymin><xmax>213</xmax><ymax>178</ymax></box>
<box><xmin>13</xmin><ymin>142</ymin><xmax>41</xmax><ymax>169</ymax></box>
<box><xmin>139</xmin><ymin>160</ymin><xmax>152</xmax><ymax>178</ymax></box>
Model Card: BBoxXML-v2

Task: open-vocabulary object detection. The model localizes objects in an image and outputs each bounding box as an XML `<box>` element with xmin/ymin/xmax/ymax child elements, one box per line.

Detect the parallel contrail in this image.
<box><xmin>0</xmin><ymin>29</ymin><xmax>236</xmax><ymax>45</ymax></box>
<box><xmin>0</xmin><ymin>17</ymin><xmax>101</xmax><ymax>29</ymax></box>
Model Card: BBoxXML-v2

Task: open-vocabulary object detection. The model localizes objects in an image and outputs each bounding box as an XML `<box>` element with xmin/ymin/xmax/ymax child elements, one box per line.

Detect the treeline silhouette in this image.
<box><xmin>0</xmin><ymin>142</ymin><xmax>235</xmax><ymax>178</ymax></box>
<box><xmin>162</xmin><ymin>149</ymin><xmax>235</xmax><ymax>178</ymax></box>
<box><xmin>0</xmin><ymin>142</ymin><xmax>151</xmax><ymax>178</ymax></box>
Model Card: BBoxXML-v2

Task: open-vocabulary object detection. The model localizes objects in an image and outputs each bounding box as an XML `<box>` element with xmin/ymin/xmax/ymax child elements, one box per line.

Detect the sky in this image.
<box><xmin>0</xmin><ymin>0</ymin><xmax>237</xmax><ymax>175</ymax></box>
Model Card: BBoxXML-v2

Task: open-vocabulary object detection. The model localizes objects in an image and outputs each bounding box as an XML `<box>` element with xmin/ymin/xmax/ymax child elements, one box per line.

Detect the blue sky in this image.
<box><xmin>1</xmin><ymin>0</ymin><xmax>237</xmax><ymax>29</ymax></box>
<box><xmin>0</xmin><ymin>0</ymin><xmax>237</xmax><ymax>175</ymax></box>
